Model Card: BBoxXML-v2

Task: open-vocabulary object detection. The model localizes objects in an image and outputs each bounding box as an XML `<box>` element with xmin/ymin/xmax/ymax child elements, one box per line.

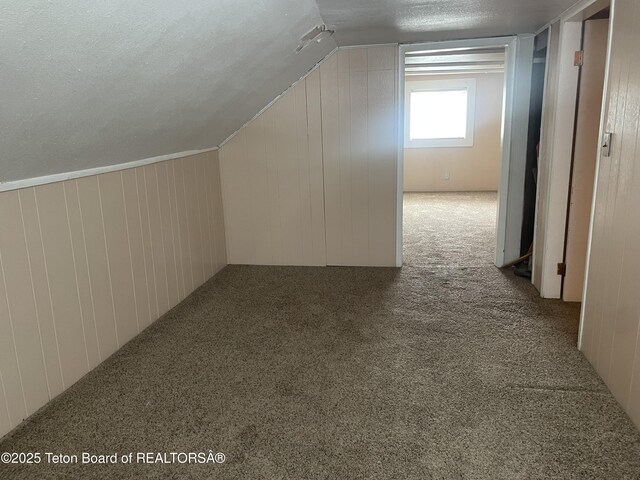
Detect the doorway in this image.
<box><xmin>563</xmin><ymin>11</ymin><xmax>610</xmax><ymax>301</ymax></box>
<box><xmin>401</xmin><ymin>47</ymin><xmax>506</xmax><ymax>267</ymax></box>
<box><xmin>532</xmin><ymin>0</ymin><xmax>612</xmax><ymax>301</ymax></box>
<box><xmin>397</xmin><ymin>37</ymin><xmax>535</xmax><ymax>268</ymax></box>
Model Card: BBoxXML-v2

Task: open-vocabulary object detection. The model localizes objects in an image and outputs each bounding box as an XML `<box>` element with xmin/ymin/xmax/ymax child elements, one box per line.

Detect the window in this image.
<box><xmin>405</xmin><ymin>78</ymin><xmax>476</xmax><ymax>148</ymax></box>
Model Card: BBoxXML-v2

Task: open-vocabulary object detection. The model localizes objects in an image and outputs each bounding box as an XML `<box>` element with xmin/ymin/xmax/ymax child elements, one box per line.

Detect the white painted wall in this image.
<box><xmin>404</xmin><ymin>73</ymin><xmax>504</xmax><ymax>192</ymax></box>
<box><xmin>219</xmin><ymin>46</ymin><xmax>399</xmax><ymax>268</ymax></box>
<box><xmin>0</xmin><ymin>151</ymin><xmax>226</xmax><ymax>439</ymax></box>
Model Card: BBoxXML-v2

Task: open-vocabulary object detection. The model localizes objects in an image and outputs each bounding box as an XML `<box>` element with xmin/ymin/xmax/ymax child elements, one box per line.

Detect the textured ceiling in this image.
<box><xmin>1</xmin><ymin>0</ymin><xmax>335</xmax><ymax>182</ymax></box>
<box><xmin>316</xmin><ymin>0</ymin><xmax>578</xmax><ymax>45</ymax></box>
<box><xmin>2</xmin><ymin>0</ymin><xmax>578</xmax><ymax>182</ymax></box>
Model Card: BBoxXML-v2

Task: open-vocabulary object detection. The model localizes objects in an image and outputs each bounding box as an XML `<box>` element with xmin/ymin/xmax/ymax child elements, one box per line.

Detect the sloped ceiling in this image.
<box><xmin>0</xmin><ymin>0</ymin><xmax>336</xmax><ymax>182</ymax></box>
<box><xmin>316</xmin><ymin>0</ymin><xmax>578</xmax><ymax>45</ymax></box>
<box><xmin>2</xmin><ymin>0</ymin><xmax>577</xmax><ymax>182</ymax></box>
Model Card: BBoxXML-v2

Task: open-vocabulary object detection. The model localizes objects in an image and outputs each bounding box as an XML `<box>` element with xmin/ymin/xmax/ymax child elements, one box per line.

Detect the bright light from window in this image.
<box><xmin>409</xmin><ymin>89</ymin><xmax>468</xmax><ymax>140</ymax></box>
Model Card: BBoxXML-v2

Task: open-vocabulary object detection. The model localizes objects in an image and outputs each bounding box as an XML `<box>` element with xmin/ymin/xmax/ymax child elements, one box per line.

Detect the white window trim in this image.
<box><xmin>404</xmin><ymin>78</ymin><xmax>477</xmax><ymax>148</ymax></box>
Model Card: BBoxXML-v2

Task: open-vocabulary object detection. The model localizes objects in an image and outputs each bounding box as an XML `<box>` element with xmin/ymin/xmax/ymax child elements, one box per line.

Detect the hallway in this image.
<box><xmin>2</xmin><ymin>195</ymin><xmax>640</xmax><ymax>479</ymax></box>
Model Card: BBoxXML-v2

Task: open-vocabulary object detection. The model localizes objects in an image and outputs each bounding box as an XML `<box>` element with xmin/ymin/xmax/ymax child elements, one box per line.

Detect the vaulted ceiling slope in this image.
<box><xmin>1</xmin><ymin>0</ymin><xmax>335</xmax><ymax>182</ymax></box>
<box><xmin>317</xmin><ymin>0</ymin><xmax>578</xmax><ymax>45</ymax></box>
<box><xmin>2</xmin><ymin>0</ymin><xmax>578</xmax><ymax>183</ymax></box>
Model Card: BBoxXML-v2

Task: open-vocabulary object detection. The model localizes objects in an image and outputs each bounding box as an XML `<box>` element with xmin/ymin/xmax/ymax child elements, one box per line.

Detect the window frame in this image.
<box><xmin>404</xmin><ymin>78</ymin><xmax>477</xmax><ymax>149</ymax></box>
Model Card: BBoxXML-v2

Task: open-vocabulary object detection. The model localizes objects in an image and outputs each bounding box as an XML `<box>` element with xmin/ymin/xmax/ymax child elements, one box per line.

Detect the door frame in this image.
<box><xmin>396</xmin><ymin>36</ymin><xmax>534</xmax><ymax>268</ymax></box>
<box><xmin>532</xmin><ymin>0</ymin><xmax>612</xmax><ymax>299</ymax></box>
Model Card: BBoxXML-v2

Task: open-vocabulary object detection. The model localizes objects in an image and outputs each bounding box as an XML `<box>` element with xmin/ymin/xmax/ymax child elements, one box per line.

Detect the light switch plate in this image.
<box><xmin>602</xmin><ymin>132</ymin><xmax>612</xmax><ymax>157</ymax></box>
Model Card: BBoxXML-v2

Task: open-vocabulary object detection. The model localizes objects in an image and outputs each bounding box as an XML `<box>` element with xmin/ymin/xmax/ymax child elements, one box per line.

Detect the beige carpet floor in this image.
<box><xmin>1</xmin><ymin>192</ymin><xmax>639</xmax><ymax>479</ymax></box>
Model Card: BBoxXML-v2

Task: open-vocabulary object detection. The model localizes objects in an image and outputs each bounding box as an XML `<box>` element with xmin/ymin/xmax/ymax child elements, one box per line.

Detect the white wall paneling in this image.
<box><xmin>0</xmin><ymin>151</ymin><xmax>226</xmax><ymax>438</ymax></box>
<box><xmin>220</xmin><ymin>46</ymin><xmax>399</xmax><ymax>268</ymax></box>
<box><xmin>220</xmin><ymin>69</ymin><xmax>327</xmax><ymax>267</ymax></box>
<box><xmin>579</xmin><ymin>0</ymin><xmax>640</xmax><ymax>430</ymax></box>
<box><xmin>403</xmin><ymin>73</ymin><xmax>504</xmax><ymax>192</ymax></box>
<box><xmin>321</xmin><ymin>47</ymin><xmax>399</xmax><ymax>267</ymax></box>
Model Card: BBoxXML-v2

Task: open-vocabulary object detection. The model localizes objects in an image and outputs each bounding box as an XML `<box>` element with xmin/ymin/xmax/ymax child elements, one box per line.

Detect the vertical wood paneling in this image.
<box><xmin>0</xmin><ymin>372</ymin><xmax>10</xmax><ymax>437</ymax></box>
<box><xmin>0</xmin><ymin>219</ymin><xmax>29</xmax><ymax>426</ymax></box>
<box><xmin>222</xmin><ymin>133</ymin><xmax>240</xmax><ymax>265</ymax></box>
<box><xmin>36</xmin><ymin>183</ymin><xmax>89</xmax><ymax>388</ymax></box>
<box><xmin>195</xmin><ymin>156</ymin><xmax>215</xmax><ymax>279</ymax></box>
<box><xmin>367</xmin><ymin>45</ymin><xmax>396</xmax><ymax>71</ymax></box>
<box><xmin>172</xmin><ymin>160</ymin><xmax>194</xmax><ymax>295</ymax></box>
<box><xmin>350</xmin><ymin>67</ymin><xmax>369</xmax><ymax>266</ymax></box>
<box><xmin>580</xmin><ymin>0</ymin><xmax>640</xmax><ymax>430</ymax></box>
<box><xmin>0</xmin><ymin>191</ymin><xmax>50</xmax><ymax>414</ymax></box>
<box><xmin>209</xmin><ymin>153</ymin><xmax>228</xmax><ymax>269</ymax></box>
<box><xmin>183</xmin><ymin>157</ymin><xmax>206</xmax><ymax>286</ymax></box>
<box><xmin>294</xmin><ymin>81</ymin><xmax>314</xmax><ymax>264</ymax></box>
<box><xmin>167</xmin><ymin>162</ymin><xmax>186</xmax><ymax>300</ymax></box>
<box><xmin>219</xmin><ymin>46</ymin><xmax>398</xmax><ymax>268</ymax></box>
<box><xmin>320</xmin><ymin>53</ymin><xmax>342</xmax><ymax>265</ymax></box>
<box><xmin>367</xmin><ymin>67</ymin><xmax>397</xmax><ymax>266</ymax></box>
<box><xmin>263</xmin><ymin>105</ymin><xmax>284</xmax><ymax>265</ymax></box>
<box><xmin>202</xmin><ymin>154</ymin><xmax>220</xmax><ymax>274</ymax></box>
<box><xmin>306</xmin><ymin>69</ymin><xmax>327</xmax><ymax>266</ymax></box>
<box><xmin>122</xmin><ymin>169</ymin><xmax>152</xmax><ymax>330</ymax></box>
<box><xmin>220</xmin><ymin>75</ymin><xmax>329</xmax><ymax>267</ymax></box>
<box><xmin>135</xmin><ymin>167</ymin><xmax>160</xmax><ymax>321</ymax></box>
<box><xmin>63</xmin><ymin>182</ymin><xmax>101</xmax><ymax>370</ymax></box>
<box><xmin>592</xmin><ymin>8</ymin><xmax>632</xmax><ymax>379</ymax></box>
<box><xmin>584</xmin><ymin>6</ymin><xmax>629</xmax><ymax>374</ymax></box>
<box><xmin>0</xmin><ymin>151</ymin><xmax>226</xmax><ymax>438</ymax></box>
<box><xmin>99</xmin><ymin>172</ymin><xmax>139</xmax><ymax>346</ymax></box>
<box><xmin>143</xmin><ymin>165</ymin><xmax>170</xmax><ymax>315</ymax></box>
<box><xmin>323</xmin><ymin>46</ymin><xmax>398</xmax><ymax>267</ymax></box>
<box><xmin>606</xmin><ymin>0</ymin><xmax>640</xmax><ymax>422</ymax></box>
<box><xmin>156</xmin><ymin>163</ymin><xmax>180</xmax><ymax>308</ymax></box>
<box><xmin>77</xmin><ymin>176</ymin><xmax>119</xmax><ymax>359</ymax></box>
<box><xmin>276</xmin><ymin>90</ymin><xmax>304</xmax><ymax>265</ymax></box>
<box><xmin>18</xmin><ymin>188</ymin><xmax>65</xmax><ymax>395</ymax></box>
<box><xmin>246</xmin><ymin>116</ymin><xmax>273</xmax><ymax>263</ymax></box>
<box><xmin>337</xmin><ymin>50</ymin><xmax>354</xmax><ymax>263</ymax></box>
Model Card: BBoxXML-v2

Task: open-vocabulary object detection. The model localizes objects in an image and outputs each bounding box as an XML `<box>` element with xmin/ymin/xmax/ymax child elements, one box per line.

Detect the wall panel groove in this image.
<box><xmin>66</xmin><ymin>181</ymin><xmax>101</xmax><ymax>369</ymax></box>
<box><xmin>62</xmin><ymin>183</ymin><xmax>92</xmax><ymax>372</ymax></box>
<box><xmin>0</xmin><ymin>191</ymin><xmax>50</xmax><ymax>412</ymax></box>
<box><xmin>169</xmin><ymin>163</ymin><xmax>186</xmax><ymax>299</ymax></box>
<box><xmin>0</xmin><ymin>246</ymin><xmax>28</xmax><ymax>423</ymax></box>
<box><xmin>18</xmin><ymin>193</ymin><xmax>52</xmax><ymax>400</ymax></box>
<box><xmin>220</xmin><ymin>46</ymin><xmax>398</xmax><ymax>267</ymax></box>
<box><xmin>0</xmin><ymin>151</ymin><xmax>226</xmax><ymax>438</ymax></box>
<box><xmin>18</xmin><ymin>188</ymin><xmax>64</xmax><ymax>397</ymax></box>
